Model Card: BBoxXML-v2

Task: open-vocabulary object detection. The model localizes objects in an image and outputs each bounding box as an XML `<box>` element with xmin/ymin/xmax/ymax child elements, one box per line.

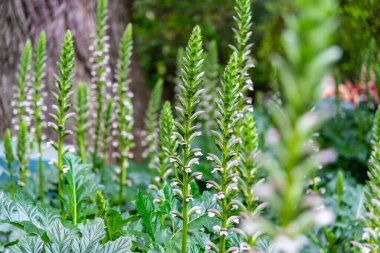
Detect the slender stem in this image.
<box><xmin>181</xmin><ymin>172</ymin><xmax>189</xmax><ymax>253</ymax></box>
<box><xmin>79</xmin><ymin>136</ymin><xmax>87</xmax><ymax>163</ymax></box>
<box><xmin>71</xmin><ymin>170</ymin><xmax>77</xmax><ymax>225</ymax></box>
<box><xmin>220</xmin><ymin>137</ymin><xmax>228</xmax><ymax>253</ymax></box>
<box><xmin>38</xmin><ymin>141</ymin><xmax>44</xmax><ymax>203</ymax></box>
<box><xmin>181</xmin><ymin>118</ymin><xmax>190</xmax><ymax>253</ymax></box>
<box><xmin>57</xmin><ymin>131</ymin><xmax>64</xmax><ymax>215</ymax></box>
<box><xmin>119</xmin><ymin>157</ymin><xmax>125</xmax><ymax>207</ymax></box>
<box><xmin>9</xmin><ymin>171</ymin><xmax>14</xmax><ymax>200</ymax></box>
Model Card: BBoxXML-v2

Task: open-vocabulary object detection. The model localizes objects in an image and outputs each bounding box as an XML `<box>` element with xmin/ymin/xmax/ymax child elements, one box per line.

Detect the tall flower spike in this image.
<box><xmin>200</xmin><ymin>40</ymin><xmax>219</xmax><ymax>141</ymax></box>
<box><xmin>16</xmin><ymin>120</ymin><xmax>29</xmax><ymax>187</ymax></box>
<box><xmin>208</xmin><ymin>52</ymin><xmax>240</xmax><ymax>253</ymax></box>
<box><xmin>101</xmin><ymin>99</ymin><xmax>113</xmax><ymax>164</ymax></box>
<box><xmin>354</xmin><ymin>106</ymin><xmax>380</xmax><ymax>251</ymax></box>
<box><xmin>237</xmin><ymin>113</ymin><xmax>262</xmax><ymax>249</ymax></box>
<box><xmin>32</xmin><ymin>31</ymin><xmax>47</xmax><ymax>203</ymax></box>
<box><xmin>172</xmin><ymin>26</ymin><xmax>204</xmax><ymax>253</ymax></box>
<box><xmin>238</xmin><ymin>113</ymin><xmax>258</xmax><ymax>212</ymax></box>
<box><xmin>49</xmin><ymin>30</ymin><xmax>75</xmax><ymax>213</ymax></box>
<box><xmin>75</xmin><ymin>82</ymin><xmax>89</xmax><ymax>163</ymax></box>
<box><xmin>143</xmin><ymin>78</ymin><xmax>163</xmax><ymax>162</ymax></box>
<box><xmin>13</xmin><ymin>39</ymin><xmax>32</xmax><ymax>133</ymax></box>
<box><xmin>91</xmin><ymin>0</ymin><xmax>111</xmax><ymax>169</ymax></box>
<box><xmin>4</xmin><ymin>129</ymin><xmax>15</xmax><ymax>199</ymax></box>
<box><xmin>232</xmin><ymin>0</ymin><xmax>254</xmax><ymax>138</ymax></box>
<box><xmin>115</xmin><ymin>23</ymin><xmax>134</xmax><ymax>207</ymax></box>
<box><xmin>242</xmin><ymin>0</ymin><xmax>341</xmax><ymax>252</ymax></box>
<box><xmin>151</xmin><ymin>101</ymin><xmax>178</xmax><ymax>191</ymax></box>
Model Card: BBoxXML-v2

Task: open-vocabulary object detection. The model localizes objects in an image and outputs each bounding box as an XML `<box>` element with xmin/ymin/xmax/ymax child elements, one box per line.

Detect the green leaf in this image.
<box><xmin>134</xmin><ymin>192</ymin><xmax>163</xmax><ymax>242</ymax></box>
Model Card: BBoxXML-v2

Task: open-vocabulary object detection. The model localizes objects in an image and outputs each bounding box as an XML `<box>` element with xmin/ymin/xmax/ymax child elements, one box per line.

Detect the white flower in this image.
<box><xmin>233</xmin><ymin>217</ymin><xmax>239</xmax><ymax>224</ymax></box>
<box><xmin>194</xmin><ymin>151</ymin><xmax>203</xmax><ymax>156</ymax></box>
<box><xmin>170</xmin><ymin>211</ymin><xmax>177</xmax><ymax>218</ymax></box>
<box><xmin>195</xmin><ymin>173</ymin><xmax>202</xmax><ymax>180</ymax></box>
<box><xmin>208</xmin><ymin>211</ymin><xmax>216</xmax><ymax>217</ymax></box>
<box><xmin>186</xmin><ymin>195</ymin><xmax>194</xmax><ymax>202</ymax></box>
<box><xmin>185</xmin><ymin>167</ymin><xmax>191</xmax><ymax>173</ymax></box>
<box><xmin>48</xmin><ymin>159</ymin><xmax>57</xmax><ymax>165</ymax></box>
<box><xmin>362</xmin><ymin>232</ymin><xmax>370</xmax><ymax>241</ymax></box>
<box><xmin>205</xmin><ymin>244</ymin><xmax>211</xmax><ymax>250</ymax></box>
<box><xmin>18</xmin><ymin>181</ymin><xmax>25</xmax><ymax>187</ymax></box>
<box><xmin>220</xmin><ymin>229</ymin><xmax>228</xmax><ymax>237</ymax></box>
<box><xmin>214</xmin><ymin>192</ymin><xmax>225</xmax><ymax>200</ymax></box>
<box><xmin>211</xmin><ymin>167</ymin><xmax>222</xmax><ymax>174</ymax></box>
<box><xmin>213</xmin><ymin>225</ymin><xmax>221</xmax><ymax>232</ymax></box>
<box><xmin>170</xmin><ymin>181</ymin><xmax>179</xmax><ymax>187</ymax></box>
<box><xmin>46</xmin><ymin>141</ymin><xmax>53</xmax><ymax>147</ymax></box>
<box><xmin>231</xmin><ymin>204</ymin><xmax>238</xmax><ymax>210</ymax></box>
<box><xmin>361</xmin><ymin>247</ymin><xmax>371</xmax><ymax>253</ymax></box>
<box><xmin>155</xmin><ymin>176</ymin><xmax>160</xmax><ymax>182</ymax></box>
<box><xmin>206</xmin><ymin>183</ymin><xmax>213</xmax><ymax>189</ymax></box>
<box><xmin>62</xmin><ymin>166</ymin><xmax>69</xmax><ymax>174</ymax></box>
<box><xmin>68</xmin><ymin>146</ymin><xmax>76</xmax><ymax>153</ymax></box>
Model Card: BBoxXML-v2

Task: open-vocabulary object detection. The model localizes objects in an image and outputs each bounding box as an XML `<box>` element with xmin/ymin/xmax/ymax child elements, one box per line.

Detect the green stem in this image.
<box><xmin>119</xmin><ymin>157</ymin><xmax>126</xmax><ymax>207</ymax></box>
<box><xmin>57</xmin><ymin>133</ymin><xmax>64</xmax><ymax>215</ymax></box>
<box><xmin>71</xmin><ymin>170</ymin><xmax>77</xmax><ymax>225</ymax></box>
<box><xmin>79</xmin><ymin>136</ymin><xmax>87</xmax><ymax>163</ymax></box>
<box><xmin>181</xmin><ymin>117</ymin><xmax>190</xmax><ymax>253</ymax></box>
<box><xmin>181</xmin><ymin>172</ymin><xmax>189</xmax><ymax>253</ymax></box>
<box><xmin>38</xmin><ymin>141</ymin><xmax>44</xmax><ymax>203</ymax></box>
<box><xmin>9</xmin><ymin>171</ymin><xmax>14</xmax><ymax>200</ymax></box>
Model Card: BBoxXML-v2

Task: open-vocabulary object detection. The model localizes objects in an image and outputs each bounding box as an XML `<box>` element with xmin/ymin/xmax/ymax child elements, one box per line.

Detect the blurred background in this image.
<box><xmin>0</xmin><ymin>0</ymin><xmax>380</xmax><ymax>181</ymax></box>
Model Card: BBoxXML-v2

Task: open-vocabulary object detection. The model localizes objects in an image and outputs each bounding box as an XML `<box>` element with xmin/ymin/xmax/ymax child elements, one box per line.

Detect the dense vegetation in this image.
<box><xmin>0</xmin><ymin>0</ymin><xmax>379</xmax><ymax>252</ymax></box>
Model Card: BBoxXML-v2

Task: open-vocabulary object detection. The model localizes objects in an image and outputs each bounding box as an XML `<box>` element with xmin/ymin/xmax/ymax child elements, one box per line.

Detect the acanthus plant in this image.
<box><xmin>149</xmin><ymin>101</ymin><xmax>178</xmax><ymax>195</ymax></box>
<box><xmin>113</xmin><ymin>23</ymin><xmax>134</xmax><ymax>207</ymax></box>
<box><xmin>143</xmin><ymin>78</ymin><xmax>163</xmax><ymax>163</ymax></box>
<box><xmin>205</xmin><ymin>52</ymin><xmax>241</xmax><ymax>253</ymax></box>
<box><xmin>48</xmin><ymin>30</ymin><xmax>76</xmax><ymax>213</ymax></box>
<box><xmin>352</xmin><ymin>107</ymin><xmax>380</xmax><ymax>252</ymax></box>
<box><xmin>170</xmin><ymin>25</ymin><xmax>205</xmax><ymax>253</ymax></box>
<box><xmin>31</xmin><ymin>31</ymin><xmax>48</xmax><ymax>203</ymax></box>
<box><xmin>75</xmin><ymin>82</ymin><xmax>90</xmax><ymax>163</ymax></box>
<box><xmin>232</xmin><ymin>0</ymin><xmax>254</xmax><ymax>139</ymax></box>
<box><xmin>200</xmin><ymin>40</ymin><xmax>220</xmax><ymax>151</ymax></box>
<box><xmin>12</xmin><ymin>39</ymin><xmax>33</xmax><ymax>133</ymax></box>
<box><xmin>90</xmin><ymin>0</ymin><xmax>111</xmax><ymax>169</ymax></box>
<box><xmin>242</xmin><ymin>0</ymin><xmax>341</xmax><ymax>252</ymax></box>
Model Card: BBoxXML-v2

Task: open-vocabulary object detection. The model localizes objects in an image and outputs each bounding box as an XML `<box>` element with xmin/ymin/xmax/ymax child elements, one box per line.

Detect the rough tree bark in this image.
<box><xmin>0</xmin><ymin>0</ymin><xmax>149</xmax><ymax>160</ymax></box>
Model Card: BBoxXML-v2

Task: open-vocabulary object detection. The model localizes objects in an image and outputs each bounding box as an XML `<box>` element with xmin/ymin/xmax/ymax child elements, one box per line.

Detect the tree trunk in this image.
<box><xmin>0</xmin><ymin>0</ymin><xmax>149</xmax><ymax>160</ymax></box>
